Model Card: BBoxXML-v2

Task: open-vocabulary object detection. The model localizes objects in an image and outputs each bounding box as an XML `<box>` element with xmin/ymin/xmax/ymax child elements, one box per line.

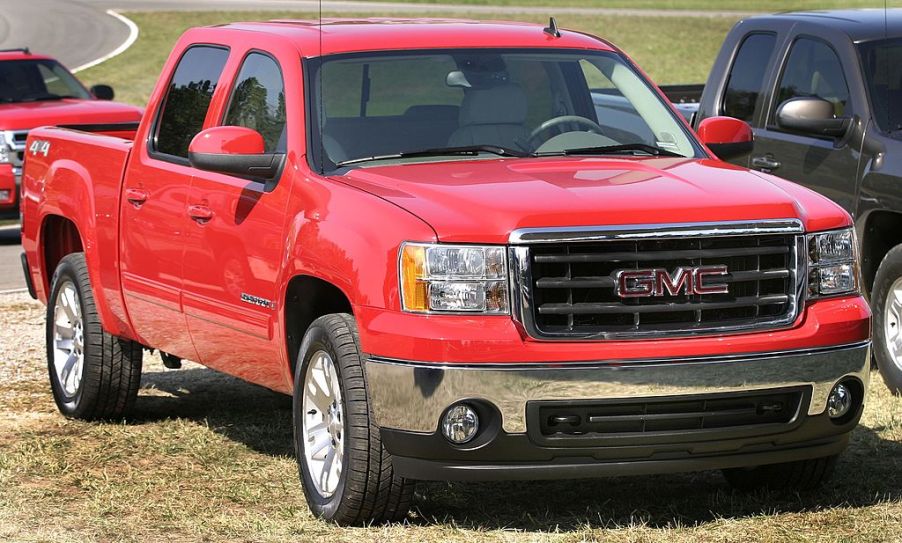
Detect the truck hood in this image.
<box><xmin>0</xmin><ymin>99</ymin><xmax>143</xmax><ymax>131</ymax></box>
<box><xmin>335</xmin><ymin>156</ymin><xmax>850</xmax><ymax>244</ymax></box>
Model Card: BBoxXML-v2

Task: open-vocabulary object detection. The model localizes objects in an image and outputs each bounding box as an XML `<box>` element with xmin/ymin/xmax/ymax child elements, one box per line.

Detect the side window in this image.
<box><xmin>722</xmin><ymin>32</ymin><xmax>777</xmax><ymax>122</ymax></box>
<box><xmin>774</xmin><ymin>37</ymin><xmax>850</xmax><ymax>121</ymax></box>
<box><xmin>154</xmin><ymin>46</ymin><xmax>230</xmax><ymax>159</ymax></box>
<box><xmin>224</xmin><ymin>52</ymin><xmax>287</xmax><ymax>153</ymax></box>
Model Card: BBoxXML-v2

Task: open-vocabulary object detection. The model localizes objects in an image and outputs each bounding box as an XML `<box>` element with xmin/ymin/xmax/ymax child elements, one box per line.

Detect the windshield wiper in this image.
<box><xmin>535</xmin><ymin>143</ymin><xmax>685</xmax><ymax>158</ymax></box>
<box><xmin>334</xmin><ymin>145</ymin><xmax>528</xmax><ymax>168</ymax></box>
<box><xmin>20</xmin><ymin>93</ymin><xmax>77</xmax><ymax>103</ymax></box>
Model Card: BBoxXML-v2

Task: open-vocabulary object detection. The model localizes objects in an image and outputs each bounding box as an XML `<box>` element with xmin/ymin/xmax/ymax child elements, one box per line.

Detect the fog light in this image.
<box><xmin>442</xmin><ymin>404</ymin><xmax>479</xmax><ymax>444</ymax></box>
<box><xmin>827</xmin><ymin>383</ymin><xmax>853</xmax><ymax>419</ymax></box>
<box><xmin>0</xmin><ymin>190</ymin><xmax>9</xmax><ymax>202</ymax></box>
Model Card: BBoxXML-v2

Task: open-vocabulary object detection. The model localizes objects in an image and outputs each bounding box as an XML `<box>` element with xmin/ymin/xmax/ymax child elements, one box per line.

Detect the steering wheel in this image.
<box><xmin>529</xmin><ymin>115</ymin><xmax>606</xmax><ymax>147</ymax></box>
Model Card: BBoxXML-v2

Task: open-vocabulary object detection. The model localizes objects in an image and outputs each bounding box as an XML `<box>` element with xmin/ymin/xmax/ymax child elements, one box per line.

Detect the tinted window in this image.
<box><xmin>859</xmin><ymin>38</ymin><xmax>902</xmax><ymax>134</ymax></box>
<box><xmin>0</xmin><ymin>60</ymin><xmax>90</xmax><ymax>103</ymax></box>
<box><xmin>775</xmin><ymin>38</ymin><xmax>850</xmax><ymax>121</ymax></box>
<box><xmin>722</xmin><ymin>33</ymin><xmax>776</xmax><ymax>122</ymax></box>
<box><xmin>224</xmin><ymin>53</ymin><xmax>287</xmax><ymax>152</ymax></box>
<box><xmin>155</xmin><ymin>46</ymin><xmax>229</xmax><ymax>158</ymax></box>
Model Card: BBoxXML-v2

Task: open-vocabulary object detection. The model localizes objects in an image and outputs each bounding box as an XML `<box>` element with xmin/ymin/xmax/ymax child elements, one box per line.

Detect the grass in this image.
<box><xmin>356</xmin><ymin>0</ymin><xmax>890</xmax><ymax>11</ymax></box>
<box><xmin>0</xmin><ymin>293</ymin><xmax>901</xmax><ymax>542</ymax></box>
<box><xmin>77</xmin><ymin>10</ymin><xmax>740</xmax><ymax>107</ymax></box>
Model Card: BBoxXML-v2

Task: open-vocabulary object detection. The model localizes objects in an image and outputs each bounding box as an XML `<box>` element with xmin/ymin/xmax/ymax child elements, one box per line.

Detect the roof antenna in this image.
<box><xmin>543</xmin><ymin>17</ymin><xmax>561</xmax><ymax>38</ymax></box>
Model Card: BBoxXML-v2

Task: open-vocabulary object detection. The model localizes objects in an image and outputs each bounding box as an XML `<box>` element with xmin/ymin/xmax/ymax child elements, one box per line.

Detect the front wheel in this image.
<box><xmin>46</xmin><ymin>253</ymin><xmax>143</xmax><ymax>420</ymax></box>
<box><xmin>292</xmin><ymin>313</ymin><xmax>413</xmax><ymax>525</ymax></box>
<box><xmin>872</xmin><ymin>244</ymin><xmax>902</xmax><ymax>395</ymax></box>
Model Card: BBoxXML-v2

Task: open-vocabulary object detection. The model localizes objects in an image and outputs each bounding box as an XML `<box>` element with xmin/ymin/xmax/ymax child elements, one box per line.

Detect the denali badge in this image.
<box><xmin>241</xmin><ymin>293</ymin><xmax>275</xmax><ymax>309</ymax></box>
<box><xmin>614</xmin><ymin>265</ymin><xmax>729</xmax><ymax>298</ymax></box>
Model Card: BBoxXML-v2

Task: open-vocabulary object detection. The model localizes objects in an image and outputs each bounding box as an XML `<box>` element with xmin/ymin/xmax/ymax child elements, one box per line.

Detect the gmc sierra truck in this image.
<box><xmin>0</xmin><ymin>48</ymin><xmax>142</xmax><ymax>217</ymax></box>
<box><xmin>694</xmin><ymin>9</ymin><xmax>902</xmax><ymax>394</ymax></box>
<box><xmin>21</xmin><ymin>19</ymin><xmax>871</xmax><ymax>525</ymax></box>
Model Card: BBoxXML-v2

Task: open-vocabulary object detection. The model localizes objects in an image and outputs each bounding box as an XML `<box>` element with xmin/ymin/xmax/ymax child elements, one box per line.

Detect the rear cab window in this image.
<box><xmin>153</xmin><ymin>45</ymin><xmax>230</xmax><ymax>160</ymax></box>
<box><xmin>721</xmin><ymin>32</ymin><xmax>778</xmax><ymax>123</ymax></box>
<box><xmin>771</xmin><ymin>37</ymin><xmax>851</xmax><ymax>129</ymax></box>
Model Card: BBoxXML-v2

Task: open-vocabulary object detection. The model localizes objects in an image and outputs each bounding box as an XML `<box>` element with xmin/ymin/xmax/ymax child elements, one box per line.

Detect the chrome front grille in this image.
<box><xmin>509</xmin><ymin>220</ymin><xmax>805</xmax><ymax>340</ymax></box>
<box><xmin>3</xmin><ymin>130</ymin><xmax>28</xmax><ymax>176</ymax></box>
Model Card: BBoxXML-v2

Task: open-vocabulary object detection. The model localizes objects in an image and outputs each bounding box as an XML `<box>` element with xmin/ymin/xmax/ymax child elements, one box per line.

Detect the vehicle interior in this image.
<box><xmin>313</xmin><ymin>50</ymin><xmax>696</xmax><ymax>168</ymax></box>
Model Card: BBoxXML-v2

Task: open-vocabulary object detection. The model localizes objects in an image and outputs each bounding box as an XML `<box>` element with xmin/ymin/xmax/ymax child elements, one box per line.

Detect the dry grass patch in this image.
<box><xmin>1</xmin><ymin>293</ymin><xmax>901</xmax><ymax>542</ymax></box>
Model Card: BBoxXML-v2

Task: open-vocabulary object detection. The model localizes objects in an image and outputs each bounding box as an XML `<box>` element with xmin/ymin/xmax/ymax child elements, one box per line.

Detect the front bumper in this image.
<box><xmin>0</xmin><ymin>164</ymin><xmax>20</xmax><ymax>214</ymax></box>
<box><xmin>365</xmin><ymin>341</ymin><xmax>870</xmax><ymax>480</ymax></box>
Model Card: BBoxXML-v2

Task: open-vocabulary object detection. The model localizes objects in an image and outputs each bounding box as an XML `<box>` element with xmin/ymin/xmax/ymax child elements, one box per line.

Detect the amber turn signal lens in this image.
<box><xmin>400</xmin><ymin>244</ymin><xmax>428</xmax><ymax>311</ymax></box>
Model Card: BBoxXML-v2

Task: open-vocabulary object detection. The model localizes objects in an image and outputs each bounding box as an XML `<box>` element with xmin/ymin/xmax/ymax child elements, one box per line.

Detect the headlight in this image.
<box><xmin>400</xmin><ymin>243</ymin><xmax>509</xmax><ymax>314</ymax></box>
<box><xmin>807</xmin><ymin>228</ymin><xmax>859</xmax><ymax>298</ymax></box>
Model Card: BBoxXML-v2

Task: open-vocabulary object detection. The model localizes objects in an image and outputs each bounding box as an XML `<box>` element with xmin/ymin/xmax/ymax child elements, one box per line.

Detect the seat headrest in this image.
<box><xmin>459</xmin><ymin>84</ymin><xmax>528</xmax><ymax>126</ymax></box>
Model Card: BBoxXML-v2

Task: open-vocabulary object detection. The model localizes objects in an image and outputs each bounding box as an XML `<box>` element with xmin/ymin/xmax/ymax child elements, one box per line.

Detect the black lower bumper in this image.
<box><xmin>382</xmin><ymin>408</ymin><xmax>860</xmax><ymax>481</ymax></box>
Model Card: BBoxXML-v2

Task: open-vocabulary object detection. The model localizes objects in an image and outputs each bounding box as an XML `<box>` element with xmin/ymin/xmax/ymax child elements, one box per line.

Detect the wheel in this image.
<box><xmin>292</xmin><ymin>313</ymin><xmax>413</xmax><ymax>525</ymax></box>
<box><xmin>722</xmin><ymin>455</ymin><xmax>838</xmax><ymax>491</ymax></box>
<box><xmin>46</xmin><ymin>253</ymin><xmax>143</xmax><ymax>420</ymax></box>
<box><xmin>873</xmin><ymin>244</ymin><xmax>902</xmax><ymax>395</ymax></box>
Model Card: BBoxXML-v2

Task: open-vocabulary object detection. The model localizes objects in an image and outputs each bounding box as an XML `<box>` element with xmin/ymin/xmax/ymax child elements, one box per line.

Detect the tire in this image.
<box><xmin>872</xmin><ymin>244</ymin><xmax>902</xmax><ymax>395</ymax></box>
<box><xmin>292</xmin><ymin>313</ymin><xmax>413</xmax><ymax>525</ymax></box>
<box><xmin>46</xmin><ymin>253</ymin><xmax>143</xmax><ymax>420</ymax></box>
<box><xmin>722</xmin><ymin>455</ymin><xmax>838</xmax><ymax>491</ymax></box>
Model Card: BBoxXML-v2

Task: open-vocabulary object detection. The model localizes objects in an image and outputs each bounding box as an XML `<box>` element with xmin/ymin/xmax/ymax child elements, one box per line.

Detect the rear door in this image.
<box><xmin>119</xmin><ymin>45</ymin><xmax>230</xmax><ymax>359</ymax></box>
<box><xmin>750</xmin><ymin>35</ymin><xmax>865</xmax><ymax>213</ymax></box>
<box><xmin>180</xmin><ymin>46</ymin><xmax>296</xmax><ymax>391</ymax></box>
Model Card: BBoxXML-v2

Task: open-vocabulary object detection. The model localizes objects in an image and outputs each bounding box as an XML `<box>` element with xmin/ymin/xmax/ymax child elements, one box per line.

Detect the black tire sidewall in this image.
<box><xmin>46</xmin><ymin>254</ymin><xmax>92</xmax><ymax>416</ymax></box>
<box><xmin>872</xmin><ymin>246</ymin><xmax>902</xmax><ymax>393</ymax></box>
<box><xmin>292</xmin><ymin>321</ymin><xmax>350</xmax><ymax>520</ymax></box>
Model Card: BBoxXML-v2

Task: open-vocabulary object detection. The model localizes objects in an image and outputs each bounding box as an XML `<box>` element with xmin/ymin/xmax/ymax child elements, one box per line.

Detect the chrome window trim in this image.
<box><xmin>508</xmin><ymin>220</ymin><xmax>807</xmax><ymax>341</ymax></box>
<box><xmin>509</xmin><ymin>219</ymin><xmax>804</xmax><ymax>244</ymax></box>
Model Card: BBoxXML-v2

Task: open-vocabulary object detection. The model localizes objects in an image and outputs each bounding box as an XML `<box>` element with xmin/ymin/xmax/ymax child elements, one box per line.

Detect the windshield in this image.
<box><xmin>0</xmin><ymin>59</ymin><xmax>92</xmax><ymax>103</ymax></box>
<box><xmin>307</xmin><ymin>48</ymin><xmax>701</xmax><ymax>171</ymax></box>
<box><xmin>859</xmin><ymin>38</ymin><xmax>902</xmax><ymax>135</ymax></box>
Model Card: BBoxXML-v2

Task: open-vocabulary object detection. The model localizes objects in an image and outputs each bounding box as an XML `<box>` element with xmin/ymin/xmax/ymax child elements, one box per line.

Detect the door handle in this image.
<box><xmin>125</xmin><ymin>188</ymin><xmax>148</xmax><ymax>207</ymax></box>
<box><xmin>187</xmin><ymin>204</ymin><xmax>214</xmax><ymax>223</ymax></box>
<box><xmin>751</xmin><ymin>155</ymin><xmax>782</xmax><ymax>171</ymax></box>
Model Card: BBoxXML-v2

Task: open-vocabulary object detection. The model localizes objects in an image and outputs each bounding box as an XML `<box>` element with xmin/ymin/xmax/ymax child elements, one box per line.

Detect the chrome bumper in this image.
<box><xmin>365</xmin><ymin>342</ymin><xmax>870</xmax><ymax>434</ymax></box>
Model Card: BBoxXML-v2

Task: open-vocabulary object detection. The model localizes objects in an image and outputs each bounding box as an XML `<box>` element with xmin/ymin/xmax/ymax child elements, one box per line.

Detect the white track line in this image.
<box><xmin>72</xmin><ymin>10</ymin><xmax>139</xmax><ymax>73</ymax></box>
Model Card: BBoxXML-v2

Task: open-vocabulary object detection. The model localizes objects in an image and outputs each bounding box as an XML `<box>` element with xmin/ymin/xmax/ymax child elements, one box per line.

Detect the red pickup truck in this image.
<box><xmin>21</xmin><ymin>19</ymin><xmax>871</xmax><ymax>525</ymax></box>
<box><xmin>0</xmin><ymin>48</ymin><xmax>142</xmax><ymax>217</ymax></box>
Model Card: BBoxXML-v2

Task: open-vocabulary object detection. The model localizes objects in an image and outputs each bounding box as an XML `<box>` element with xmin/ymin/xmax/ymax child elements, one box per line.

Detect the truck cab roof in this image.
<box><xmin>750</xmin><ymin>8</ymin><xmax>902</xmax><ymax>43</ymax></box>
<box><xmin>217</xmin><ymin>18</ymin><xmax>616</xmax><ymax>56</ymax></box>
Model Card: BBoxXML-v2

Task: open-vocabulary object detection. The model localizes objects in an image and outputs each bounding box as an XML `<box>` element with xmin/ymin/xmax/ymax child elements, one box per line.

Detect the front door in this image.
<box><xmin>181</xmin><ymin>50</ymin><xmax>293</xmax><ymax>391</ymax></box>
<box><xmin>120</xmin><ymin>45</ymin><xmax>230</xmax><ymax>360</ymax></box>
<box><xmin>750</xmin><ymin>36</ymin><xmax>863</xmax><ymax>214</ymax></box>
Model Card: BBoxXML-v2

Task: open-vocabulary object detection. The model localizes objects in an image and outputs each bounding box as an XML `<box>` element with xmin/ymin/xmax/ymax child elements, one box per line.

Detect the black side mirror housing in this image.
<box><xmin>776</xmin><ymin>97</ymin><xmax>851</xmax><ymax>138</ymax></box>
<box><xmin>90</xmin><ymin>84</ymin><xmax>115</xmax><ymax>100</ymax></box>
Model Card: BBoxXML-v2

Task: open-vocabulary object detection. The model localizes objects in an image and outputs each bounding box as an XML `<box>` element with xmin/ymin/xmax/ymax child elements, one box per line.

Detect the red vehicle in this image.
<box><xmin>20</xmin><ymin>19</ymin><xmax>871</xmax><ymax>525</ymax></box>
<box><xmin>0</xmin><ymin>48</ymin><xmax>142</xmax><ymax>216</ymax></box>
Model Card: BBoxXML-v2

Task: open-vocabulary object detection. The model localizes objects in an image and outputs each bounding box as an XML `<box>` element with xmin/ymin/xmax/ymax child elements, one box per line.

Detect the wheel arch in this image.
<box><xmin>284</xmin><ymin>274</ymin><xmax>354</xmax><ymax>381</ymax></box>
<box><xmin>860</xmin><ymin>209</ymin><xmax>902</xmax><ymax>294</ymax></box>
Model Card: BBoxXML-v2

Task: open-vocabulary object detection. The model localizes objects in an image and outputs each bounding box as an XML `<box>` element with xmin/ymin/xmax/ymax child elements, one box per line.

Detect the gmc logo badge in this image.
<box><xmin>614</xmin><ymin>265</ymin><xmax>729</xmax><ymax>298</ymax></box>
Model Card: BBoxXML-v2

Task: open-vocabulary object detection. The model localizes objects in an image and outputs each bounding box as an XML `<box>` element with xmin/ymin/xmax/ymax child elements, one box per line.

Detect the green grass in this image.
<box><xmin>78</xmin><ymin>11</ymin><xmax>738</xmax><ymax>107</ymax></box>
<box><xmin>355</xmin><ymin>0</ymin><xmax>889</xmax><ymax>11</ymax></box>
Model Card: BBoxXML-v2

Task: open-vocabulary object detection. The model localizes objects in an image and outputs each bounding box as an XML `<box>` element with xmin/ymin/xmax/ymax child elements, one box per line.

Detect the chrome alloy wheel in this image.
<box><xmin>302</xmin><ymin>350</ymin><xmax>345</xmax><ymax>498</ymax></box>
<box><xmin>52</xmin><ymin>280</ymin><xmax>85</xmax><ymax>398</ymax></box>
<box><xmin>884</xmin><ymin>276</ymin><xmax>902</xmax><ymax>372</ymax></box>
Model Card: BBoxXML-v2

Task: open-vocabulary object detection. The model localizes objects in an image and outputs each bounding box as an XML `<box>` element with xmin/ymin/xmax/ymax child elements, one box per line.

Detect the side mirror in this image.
<box><xmin>90</xmin><ymin>84</ymin><xmax>115</xmax><ymax>100</ymax></box>
<box><xmin>776</xmin><ymin>97</ymin><xmax>851</xmax><ymax>137</ymax></box>
<box><xmin>188</xmin><ymin>126</ymin><xmax>284</xmax><ymax>190</ymax></box>
<box><xmin>696</xmin><ymin>116</ymin><xmax>754</xmax><ymax>161</ymax></box>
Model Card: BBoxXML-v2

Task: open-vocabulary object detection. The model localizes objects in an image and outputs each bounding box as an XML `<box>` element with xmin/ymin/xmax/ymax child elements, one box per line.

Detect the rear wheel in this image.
<box><xmin>873</xmin><ymin>244</ymin><xmax>902</xmax><ymax>395</ymax></box>
<box><xmin>292</xmin><ymin>313</ymin><xmax>413</xmax><ymax>525</ymax></box>
<box><xmin>722</xmin><ymin>455</ymin><xmax>838</xmax><ymax>491</ymax></box>
<box><xmin>46</xmin><ymin>253</ymin><xmax>143</xmax><ymax>420</ymax></box>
